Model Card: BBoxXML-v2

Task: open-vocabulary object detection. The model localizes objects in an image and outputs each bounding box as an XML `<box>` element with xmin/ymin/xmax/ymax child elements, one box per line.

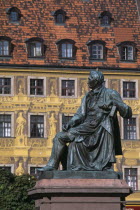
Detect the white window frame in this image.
<box><xmin>10</xmin><ymin>11</ymin><xmax>19</xmax><ymax>21</ymax></box>
<box><xmin>101</xmin><ymin>15</ymin><xmax>110</xmax><ymax>26</ymax></box>
<box><xmin>59</xmin><ymin>77</ymin><xmax>77</xmax><ymax>98</ymax></box>
<box><xmin>121</xmin><ymin>115</ymin><xmax>139</xmax><ymax>140</ymax></box>
<box><xmin>61</xmin><ymin>43</ymin><xmax>73</xmax><ymax>58</ymax></box>
<box><xmin>0</xmin><ymin>164</ymin><xmax>14</xmax><ymax>173</ymax></box>
<box><xmin>91</xmin><ymin>44</ymin><xmax>103</xmax><ymax>59</ymax></box>
<box><xmin>0</xmin><ymin>40</ymin><xmax>10</xmax><ymax>56</ymax></box>
<box><xmin>103</xmin><ymin>79</ymin><xmax>108</xmax><ymax>88</ymax></box>
<box><xmin>121</xmin><ymin>79</ymin><xmax>138</xmax><ymax>99</ymax></box>
<box><xmin>122</xmin><ymin>166</ymin><xmax>140</xmax><ymax>191</ymax></box>
<box><xmin>0</xmin><ymin>112</ymin><xmax>14</xmax><ymax>137</ymax></box>
<box><xmin>29</xmin><ymin>41</ymin><xmax>42</xmax><ymax>57</ymax></box>
<box><xmin>0</xmin><ymin>76</ymin><xmax>14</xmax><ymax>96</ymax></box>
<box><xmin>59</xmin><ymin>113</ymin><xmax>74</xmax><ymax>131</ymax></box>
<box><xmin>122</xmin><ymin>45</ymin><xmax>134</xmax><ymax>61</ymax></box>
<box><xmin>28</xmin><ymin>113</ymin><xmax>47</xmax><ymax>138</ymax></box>
<box><xmin>28</xmin><ymin>164</ymin><xmax>45</xmax><ymax>174</ymax></box>
<box><xmin>27</xmin><ymin>76</ymin><xmax>46</xmax><ymax>97</ymax></box>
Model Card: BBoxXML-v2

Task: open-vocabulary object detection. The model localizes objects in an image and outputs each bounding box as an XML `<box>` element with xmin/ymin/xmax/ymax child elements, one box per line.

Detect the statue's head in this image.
<box><xmin>88</xmin><ymin>70</ymin><xmax>104</xmax><ymax>89</ymax></box>
<box><xmin>19</xmin><ymin>112</ymin><xmax>23</xmax><ymax>116</ymax></box>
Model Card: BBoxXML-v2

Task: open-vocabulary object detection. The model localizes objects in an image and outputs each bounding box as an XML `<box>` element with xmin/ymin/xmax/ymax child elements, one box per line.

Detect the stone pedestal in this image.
<box><xmin>28</xmin><ymin>172</ymin><xmax>132</xmax><ymax>210</ymax></box>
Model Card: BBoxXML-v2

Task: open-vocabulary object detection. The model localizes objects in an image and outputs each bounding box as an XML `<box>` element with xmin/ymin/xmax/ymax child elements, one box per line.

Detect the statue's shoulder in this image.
<box><xmin>104</xmin><ymin>87</ymin><xmax>120</xmax><ymax>96</ymax></box>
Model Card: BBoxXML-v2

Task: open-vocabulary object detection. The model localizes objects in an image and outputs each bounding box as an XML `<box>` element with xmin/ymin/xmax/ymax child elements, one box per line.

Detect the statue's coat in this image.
<box><xmin>66</xmin><ymin>87</ymin><xmax>132</xmax><ymax>170</ymax></box>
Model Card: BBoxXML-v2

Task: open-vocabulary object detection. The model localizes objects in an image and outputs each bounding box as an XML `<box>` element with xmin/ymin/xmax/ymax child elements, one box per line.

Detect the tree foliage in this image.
<box><xmin>0</xmin><ymin>169</ymin><xmax>36</xmax><ymax>210</ymax></box>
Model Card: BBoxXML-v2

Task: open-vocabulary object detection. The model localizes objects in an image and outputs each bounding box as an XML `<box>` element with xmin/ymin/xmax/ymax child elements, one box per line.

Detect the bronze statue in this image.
<box><xmin>38</xmin><ymin>71</ymin><xmax>132</xmax><ymax>172</ymax></box>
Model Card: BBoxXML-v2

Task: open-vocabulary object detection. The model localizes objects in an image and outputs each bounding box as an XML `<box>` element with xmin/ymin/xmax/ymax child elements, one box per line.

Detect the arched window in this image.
<box><xmin>99</xmin><ymin>11</ymin><xmax>113</xmax><ymax>26</ymax></box>
<box><xmin>56</xmin><ymin>13</ymin><xmax>64</xmax><ymax>23</ymax></box>
<box><xmin>56</xmin><ymin>39</ymin><xmax>76</xmax><ymax>59</ymax></box>
<box><xmin>0</xmin><ymin>37</ymin><xmax>12</xmax><ymax>56</ymax></box>
<box><xmin>117</xmin><ymin>41</ymin><xmax>136</xmax><ymax>61</ymax></box>
<box><xmin>101</xmin><ymin>15</ymin><xmax>109</xmax><ymax>26</ymax></box>
<box><xmin>7</xmin><ymin>7</ymin><xmax>21</xmax><ymax>22</ymax></box>
<box><xmin>87</xmin><ymin>40</ymin><xmax>106</xmax><ymax>60</ymax></box>
<box><xmin>26</xmin><ymin>38</ymin><xmax>45</xmax><ymax>58</ymax></box>
<box><xmin>54</xmin><ymin>10</ymin><xmax>66</xmax><ymax>24</ymax></box>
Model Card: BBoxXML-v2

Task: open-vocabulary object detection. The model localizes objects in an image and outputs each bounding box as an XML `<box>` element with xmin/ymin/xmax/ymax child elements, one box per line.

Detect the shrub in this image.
<box><xmin>0</xmin><ymin>169</ymin><xmax>36</xmax><ymax>210</ymax></box>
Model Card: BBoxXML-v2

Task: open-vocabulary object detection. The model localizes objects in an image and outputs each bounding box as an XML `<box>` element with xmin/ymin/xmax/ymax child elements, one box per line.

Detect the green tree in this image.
<box><xmin>0</xmin><ymin>169</ymin><xmax>36</xmax><ymax>210</ymax></box>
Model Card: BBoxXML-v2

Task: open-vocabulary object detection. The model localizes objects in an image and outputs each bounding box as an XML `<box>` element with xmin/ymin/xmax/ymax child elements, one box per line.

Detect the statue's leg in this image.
<box><xmin>60</xmin><ymin>145</ymin><xmax>68</xmax><ymax>170</ymax></box>
<box><xmin>38</xmin><ymin>132</ymin><xmax>70</xmax><ymax>171</ymax></box>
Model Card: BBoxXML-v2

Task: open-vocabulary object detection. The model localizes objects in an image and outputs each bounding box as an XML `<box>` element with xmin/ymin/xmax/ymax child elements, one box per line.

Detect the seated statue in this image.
<box><xmin>38</xmin><ymin>71</ymin><xmax>132</xmax><ymax>171</ymax></box>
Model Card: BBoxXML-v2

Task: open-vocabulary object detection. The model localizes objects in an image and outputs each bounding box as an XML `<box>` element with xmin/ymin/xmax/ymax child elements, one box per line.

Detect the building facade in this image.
<box><xmin>0</xmin><ymin>0</ymin><xmax>140</xmax><ymax>208</ymax></box>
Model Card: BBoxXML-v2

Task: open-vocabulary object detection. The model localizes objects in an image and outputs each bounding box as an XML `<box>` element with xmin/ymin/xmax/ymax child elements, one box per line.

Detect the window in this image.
<box><xmin>54</xmin><ymin>10</ymin><xmax>66</xmax><ymax>24</ymax></box>
<box><xmin>56</xmin><ymin>14</ymin><xmax>64</xmax><ymax>23</ymax></box>
<box><xmin>91</xmin><ymin>44</ymin><xmax>103</xmax><ymax>59</ymax></box>
<box><xmin>28</xmin><ymin>76</ymin><xmax>46</xmax><ymax>97</ymax></box>
<box><xmin>28</xmin><ymin>42</ymin><xmax>42</xmax><ymax>57</ymax></box>
<box><xmin>0</xmin><ymin>37</ymin><xmax>12</xmax><ymax>56</ymax></box>
<box><xmin>101</xmin><ymin>16</ymin><xmax>110</xmax><ymax>26</ymax></box>
<box><xmin>122</xmin><ymin>46</ymin><xmax>133</xmax><ymax>61</ymax></box>
<box><xmin>60</xmin><ymin>114</ymin><xmax>74</xmax><ymax>131</ymax></box>
<box><xmin>0</xmin><ymin>164</ymin><xmax>14</xmax><ymax>173</ymax></box>
<box><xmin>10</xmin><ymin>11</ymin><xmax>19</xmax><ymax>22</ymax></box>
<box><xmin>0</xmin><ymin>41</ymin><xmax>9</xmax><ymax>56</ymax></box>
<box><xmin>0</xmin><ymin>115</ymin><xmax>11</xmax><ymax>137</ymax></box>
<box><xmin>61</xmin><ymin>80</ymin><xmax>75</xmax><ymax>96</ymax></box>
<box><xmin>10</xmin><ymin>11</ymin><xmax>18</xmax><ymax>21</ymax></box>
<box><xmin>30</xmin><ymin>79</ymin><xmax>43</xmax><ymax>95</ymax></box>
<box><xmin>62</xmin><ymin>114</ymin><xmax>73</xmax><ymax>127</ymax></box>
<box><xmin>61</xmin><ymin>43</ymin><xmax>73</xmax><ymax>58</ymax></box>
<box><xmin>103</xmin><ymin>79</ymin><xmax>108</xmax><ymax>88</ymax></box>
<box><xmin>30</xmin><ymin>167</ymin><xmax>42</xmax><ymax>175</ymax></box>
<box><xmin>117</xmin><ymin>41</ymin><xmax>136</xmax><ymax>61</ymax></box>
<box><xmin>30</xmin><ymin>115</ymin><xmax>44</xmax><ymax>138</ymax></box>
<box><xmin>124</xmin><ymin>168</ymin><xmax>138</xmax><ymax>190</ymax></box>
<box><xmin>26</xmin><ymin>38</ymin><xmax>44</xmax><ymax>58</ymax></box>
<box><xmin>0</xmin><ymin>166</ymin><xmax>11</xmax><ymax>172</ymax></box>
<box><xmin>99</xmin><ymin>11</ymin><xmax>113</xmax><ymax>26</ymax></box>
<box><xmin>56</xmin><ymin>39</ymin><xmax>76</xmax><ymax>59</ymax></box>
<box><xmin>123</xmin><ymin>81</ymin><xmax>135</xmax><ymax>98</ymax></box>
<box><xmin>87</xmin><ymin>40</ymin><xmax>106</xmax><ymax>60</ymax></box>
<box><xmin>0</xmin><ymin>78</ymin><xmax>11</xmax><ymax>94</ymax></box>
<box><xmin>7</xmin><ymin>7</ymin><xmax>21</xmax><ymax>22</ymax></box>
<box><xmin>123</xmin><ymin>118</ymin><xmax>136</xmax><ymax>140</ymax></box>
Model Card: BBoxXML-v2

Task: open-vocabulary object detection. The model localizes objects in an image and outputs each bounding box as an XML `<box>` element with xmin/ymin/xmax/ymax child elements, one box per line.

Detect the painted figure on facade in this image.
<box><xmin>16</xmin><ymin>112</ymin><xmax>26</xmax><ymax>137</ymax></box>
<box><xmin>15</xmin><ymin>162</ymin><xmax>25</xmax><ymax>176</ymax></box>
<box><xmin>47</xmin><ymin>113</ymin><xmax>57</xmax><ymax>147</ymax></box>
<box><xmin>39</xmin><ymin>71</ymin><xmax>132</xmax><ymax>172</ymax></box>
<box><xmin>49</xmin><ymin>113</ymin><xmax>57</xmax><ymax>138</ymax></box>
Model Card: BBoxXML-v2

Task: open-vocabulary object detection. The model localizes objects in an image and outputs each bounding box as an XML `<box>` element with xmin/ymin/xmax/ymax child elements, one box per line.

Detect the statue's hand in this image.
<box><xmin>62</xmin><ymin>124</ymin><xmax>70</xmax><ymax>132</ymax></box>
<box><xmin>98</xmin><ymin>100</ymin><xmax>113</xmax><ymax>111</ymax></box>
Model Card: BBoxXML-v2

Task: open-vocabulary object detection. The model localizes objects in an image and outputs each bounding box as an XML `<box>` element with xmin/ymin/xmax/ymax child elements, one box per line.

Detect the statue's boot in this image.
<box><xmin>37</xmin><ymin>165</ymin><xmax>55</xmax><ymax>171</ymax></box>
<box><xmin>103</xmin><ymin>163</ymin><xmax>113</xmax><ymax>171</ymax></box>
<box><xmin>37</xmin><ymin>137</ymin><xmax>66</xmax><ymax>172</ymax></box>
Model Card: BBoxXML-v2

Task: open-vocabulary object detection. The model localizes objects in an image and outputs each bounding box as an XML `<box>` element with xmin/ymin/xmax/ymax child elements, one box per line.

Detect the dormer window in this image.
<box><xmin>99</xmin><ymin>11</ymin><xmax>113</xmax><ymax>26</ymax></box>
<box><xmin>54</xmin><ymin>10</ymin><xmax>66</xmax><ymax>24</ymax></box>
<box><xmin>122</xmin><ymin>46</ymin><xmax>133</xmax><ymax>60</ymax></box>
<box><xmin>7</xmin><ymin>7</ymin><xmax>21</xmax><ymax>22</ymax></box>
<box><xmin>0</xmin><ymin>37</ymin><xmax>12</xmax><ymax>56</ymax></box>
<box><xmin>56</xmin><ymin>39</ymin><xmax>76</xmax><ymax>59</ymax></box>
<box><xmin>26</xmin><ymin>38</ymin><xmax>45</xmax><ymax>58</ymax></box>
<box><xmin>56</xmin><ymin>13</ymin><xmax>65</xmax><ymax>23</ymax></box>
<box><xmin>117</xmin><ymin>41</ymin><xmax>136</xmax><ymax>61</ymax></box>
<box><xmin>87</xmin><ymin>40</ymin><xmax>106</xmax><ymax>60</ymax></box>
<box><xmin>101</xmin><ymin>16</ymin><xmax>109</xmax><ymax>26</ymax></box>
<box><xmin>29</xmin><ymin>42</ymin><xmax>42</xmax><ymax>57</ymax></box>
<box><xmin>92</xmin><ymin>44</ymin><xmax>103</xmax><ymax>59</ymax></box>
